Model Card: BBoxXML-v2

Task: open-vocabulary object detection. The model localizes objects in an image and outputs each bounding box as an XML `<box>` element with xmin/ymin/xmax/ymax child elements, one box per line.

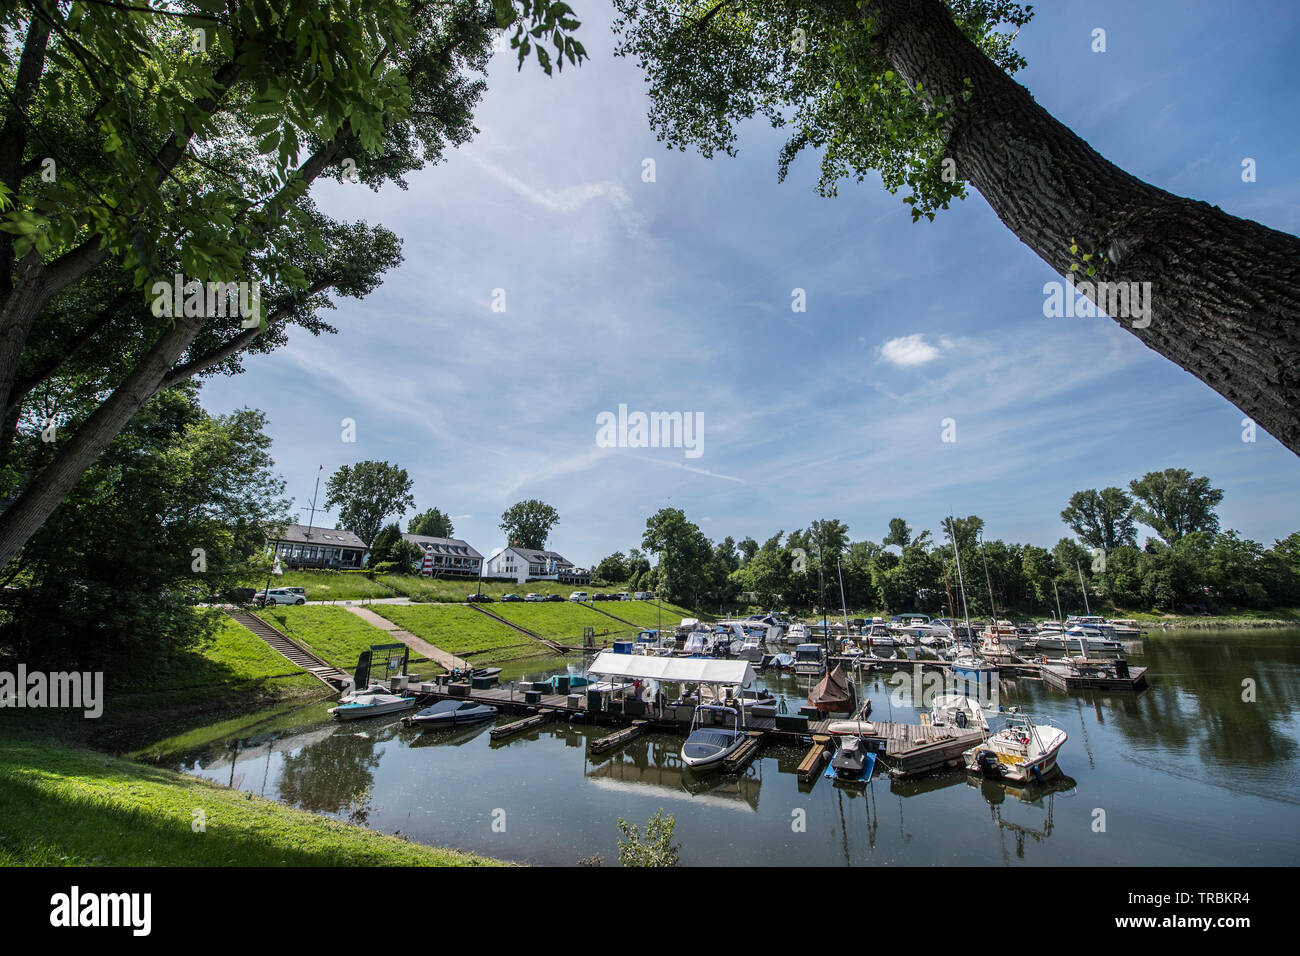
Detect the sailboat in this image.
<box><xmin>946</xmin><ymin>519</ymin><xmax>999</xmax><ymax>687</ymax></box>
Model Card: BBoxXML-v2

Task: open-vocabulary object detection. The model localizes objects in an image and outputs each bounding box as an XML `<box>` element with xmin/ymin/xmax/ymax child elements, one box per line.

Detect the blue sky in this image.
<box><xmin>199</xmin><ymin>0</ymin><xmax>1300</xmax><ymax>565</ymax></box>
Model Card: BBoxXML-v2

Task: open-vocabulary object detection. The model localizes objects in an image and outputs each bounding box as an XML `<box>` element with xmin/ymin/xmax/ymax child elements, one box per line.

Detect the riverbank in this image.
<box><xmin>0</xmin><ymin>736</ymin><xmax>506</xmax><ymax>866</ymax></box>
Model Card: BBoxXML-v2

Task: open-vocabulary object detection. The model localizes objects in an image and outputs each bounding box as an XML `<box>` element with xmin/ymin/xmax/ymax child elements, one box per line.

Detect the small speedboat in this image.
<box><xmin>404</xmin><ymin>699</ymin><xmax>498</xmax><ymax>727</ymax></box>
<box><xmin>963</xmin><ymin>713</ymin><xmax>1067</xmax><ymax>783</ymax></box>
<box><xmin>329</xmin><ymin>683</ymin><xmax>416</xmax><ymax>720</ymax></box>
<box><xmin>681</xmin><ymin>705</ymin><xmax>747</xmax><ymax>770</ymax></box>
<box><xmin>449</xmin><ymin>666</ymin><xmax>502</xmax><ymax>683</ymax></box>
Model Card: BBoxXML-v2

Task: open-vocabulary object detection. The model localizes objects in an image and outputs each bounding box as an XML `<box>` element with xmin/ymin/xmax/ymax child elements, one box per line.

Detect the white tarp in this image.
<box><xmin>586</xmin><ymin>651</ymin><xmax>756</xmax><ymax>687</ymax></box>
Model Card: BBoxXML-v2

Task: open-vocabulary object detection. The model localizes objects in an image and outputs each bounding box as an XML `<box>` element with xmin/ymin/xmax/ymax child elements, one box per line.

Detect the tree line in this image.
<box><xmin>594</xmin><ymin>469</ymin><xmax>1300</xmax><ymax>617</ymax></box>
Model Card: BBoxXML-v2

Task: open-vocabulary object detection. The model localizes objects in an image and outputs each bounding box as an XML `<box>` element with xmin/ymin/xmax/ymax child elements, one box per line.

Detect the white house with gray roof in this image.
<box><xmin>483</xmin><ymin>546</ymin><xmax>590</xmax><ymax>585</ymax></box>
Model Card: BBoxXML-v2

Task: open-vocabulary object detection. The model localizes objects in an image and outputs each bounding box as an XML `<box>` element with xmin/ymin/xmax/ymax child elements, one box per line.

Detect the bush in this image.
<box><xmin>616</xmin><ymin>810</ymin><xmax>680</xmax><ymax>867</ymax></box>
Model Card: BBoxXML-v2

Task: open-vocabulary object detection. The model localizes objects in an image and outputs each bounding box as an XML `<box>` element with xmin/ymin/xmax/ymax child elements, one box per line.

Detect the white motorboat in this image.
<box><xmin>329</xmin><ymin>682</ymin><xmax>417</xmax><ymax>720</ymax></box>
<box><xmin>825</xmin><ymin>718</ymin><xmax>877</xmax><ymax>736</ymax></box>
<box><xmin>978</xmin><ymin>620</ymin><xmax>1025</xmax><ymax>654</ymax></box>
<box><xmin>785</xmin><ymin>622</ymin><xmax>810</xmax><ymax>645</ymax></box>
<box><xmin>864</xmin><ymin>623</ymin><xmax>895</xmax><ymax>649</ymax></box>
<box><xmin>963</xmin><ymin>713</ymin><xmax>1067</xmax><ymax>783</ymax></box>
<box><xmin>1031</xmin><ymin>627</ymin><xmax>1124</xmax><ymax>657</ymax></box>
<box><xmin>928</xmin><ymin>693</ymin><xmax>989</xmax><ymax>733</ymax></box>
<box><xmin>1106</xmin><ymin>618</ymin><xmax>1143</xmax><ymax>638</ymax></box>
<box><xmin>404</xmin><ymin>699</ymin><xmax>498</xmax><ymax>727</ymax></box>
<box><xmin>952</xmin><ymin>653</ymin><xmax>1000</xmax><ymax>684</ymax></box>
<box><xmin>792</xmin><ymin>643</ymin><xmax>826</xmax><ymax>675</ymax></box>
<box><xmin>680</xmin><ymin>704</ymin><xmax>747</xmax><ymax>770</ymax></box>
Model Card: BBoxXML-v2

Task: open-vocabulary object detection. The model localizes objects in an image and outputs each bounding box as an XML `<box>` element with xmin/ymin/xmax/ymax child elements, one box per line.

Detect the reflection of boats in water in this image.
<box><xmin>586</xmin><ymin>737</ymin><xmax>763</xmax><ymax>812</ymax></box>
<box><xmin>401</xmin><ymin>718</ymin><xmax>495</xmax><ymax>749</ymax></box>
<box><xmin>966</xmin><ymin>772</ymin><xmax>1077</xmax><ymax>861</ymax></box>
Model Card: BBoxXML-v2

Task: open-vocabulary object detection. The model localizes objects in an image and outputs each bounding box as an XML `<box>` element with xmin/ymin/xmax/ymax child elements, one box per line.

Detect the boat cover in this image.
<box><xmin>809</xmin><ymin>663</ymin><xmax>851</xmax><ymax>711</ymax></box>
<box><xmin>587</xmin><ymin>651</ymin><xmax>755</xmax><ymax>687</ymax></box>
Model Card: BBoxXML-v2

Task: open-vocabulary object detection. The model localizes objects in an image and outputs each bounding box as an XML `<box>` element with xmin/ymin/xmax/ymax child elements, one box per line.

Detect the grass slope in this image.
<box><xmin>0</xmin><ymin>739</ymin><xmax>502</xmax><ymax>866</ymax></box>
<box><xmin>252</xmin><ymin>605</ymin><xmax>434</xmax><ymax>672</ymax></box>
<box><xmin>491</xmin><ymin>602</ymin><xmax>639</xmax><ymax>641</ymax></box>
<box><xmin>372</xmin><ymin>604</ymin><xmax>534</xmax><ymax>658</ymax></box>
<box><xmin>237</xmin><ymin>570</ymin><xmax>395</xmax><ymax>602</ymax></box>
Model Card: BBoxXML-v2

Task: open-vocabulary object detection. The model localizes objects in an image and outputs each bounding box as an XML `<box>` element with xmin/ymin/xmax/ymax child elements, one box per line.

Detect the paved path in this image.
<box><xmin>305</xmin><ymin>596</ymin><xmax>412</xmax><ymax>606</ymax></box>
<box><xmin>342</xmin><ymin>604</ymin><xmax>468</xmax><ymax>670</ymax></box>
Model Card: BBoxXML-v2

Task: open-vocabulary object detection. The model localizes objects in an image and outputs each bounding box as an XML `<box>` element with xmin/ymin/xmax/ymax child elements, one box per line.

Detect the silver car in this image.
<box><xmin>256</xmin><ymin>588</ymin><xmax>306</xmax><ymax>606</ymax></box>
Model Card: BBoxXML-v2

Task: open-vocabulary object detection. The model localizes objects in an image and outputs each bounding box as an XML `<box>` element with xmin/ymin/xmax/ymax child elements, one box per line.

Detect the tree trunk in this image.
<box><xmin>865</xmin><ymin>0</ymin><xmax>1300</xmax><ymax>453</ymax></box>
<box><xmin>0</xmin><ymin>317</ymin><xmax>204</xmax><ymax>567</ymax></box>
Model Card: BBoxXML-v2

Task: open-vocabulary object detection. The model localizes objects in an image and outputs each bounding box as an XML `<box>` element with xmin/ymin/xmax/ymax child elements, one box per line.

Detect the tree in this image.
<box><xmin>408</xmin><ymin>507</ymin><xmax>455</xmax><ymax>539</ymax></box>
<box><xmin>0</xmin><ymin>387</ymin><xmax>288</xmax><ymax>668</ymax></box>
<box><xmin>612</xmin><ymin>0</ymin><xmax>1300</xmax><ymax>456</ymax></box>
<box><xmin>883</xmin><ymin>518</ymin><xmax>912</xmax><ymax>549</ymax></box>
<box><xmin>595</xmin><ymin>551</ymin><xmax>627</xmax><ymax>583</ymax></box>
<box><xmin>642</xmin><ymin>507</ymin><xmax>712</xmax><ymax>605</ymax></box>
<box><xmin>500</xmin><ymin>499</ymin><xmax>560</xmax><ymax>550</ymax></box>
<box><xmin>615</xmin><ymin>809</ymin><xmax>680</xmax><ymax>867</ymax></box>
<box><xmin>367</xmin><ymin>523</ymin><xmax>404</xmax><ymax>566</ymax></box>
<box><xmin>1129</xmin><ymin>469</ymin><xmax>1224</xmax><ymax>545</ymax></box>
<box><xmin>1061</xmin><ymin>488</ymin><xmax>1138</xmax><ymax>552</ymax></box>
<box><xmin>0</xmin><ymin>1</ymin><xmax>587</xmax><ymax>568</ymax></box>
<box><xmin>324</xmin><ymin>461</ymin><xmax>415</xmax><ymax>546</ymax></box>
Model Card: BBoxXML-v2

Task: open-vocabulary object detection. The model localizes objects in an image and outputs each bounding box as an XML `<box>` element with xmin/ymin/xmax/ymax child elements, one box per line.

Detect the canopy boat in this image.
<box><xmin>829</xmin><ymin>736</ymin><xmax>877</xmax><ymax>783</ymax></box>
<box><xmin>928</xmin><ymin>693</ymin><xmax>989</xmax><ymax>733</ymax></box>
<box><xmin>785</xmin><ymin>622</ymin><xmax>810</xmax><ymax>645</ymax></box>
<box><xmin>680</xmin><ymin>705</ymin><xmax>747</xmax><ymax>770</ymax></box>
<box><xmin>963</xmin><ymin>713</ymin><xmax>1067</xmax><ymax>783</ymax></box>
<box><xmin>808</xmin><ymin>663</ymin><xmax>853</xmax><ymax>712</ymax></box>
<box><xmin>329</xmin><ymin>683</ymin><xmax>416</xmax><ymax>721</ymax></box>
<box><xmin>404</xmin><ymin>699</ymin><xmax>498</xmax><ymax>727</ymax></box>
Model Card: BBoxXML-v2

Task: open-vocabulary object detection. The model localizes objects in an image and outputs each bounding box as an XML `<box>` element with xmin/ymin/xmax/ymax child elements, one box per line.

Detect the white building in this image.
<box><xmin>401</xmin><ymin>534</ymin><xmax>483</xmax><ymax>577</ymax></box>
<box><xmin>483</xmin><ymin>546</ymin><xmax>590</xmax><ymax>585</ymax></box>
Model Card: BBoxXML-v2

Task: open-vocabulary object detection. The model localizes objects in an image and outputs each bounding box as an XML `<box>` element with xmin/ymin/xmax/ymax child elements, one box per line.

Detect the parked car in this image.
<box><xmin>525</xmin><ymin>593</ymin><xmax>545</xmax><ymax>602</ymax></box>
<box><xmin>255</xmin><ymin>588</ymin><xmax>306</xmax><ymax>606</ymax></box>
<box><xmin>634</xmin><ymin>591</ymin><xmax>655</xmax><ymax>601</ymax></box>
<box><xmin>616</xmin><ymin>592</ymin><xmax>631</xmax><ymax>601</ymax></box>
<box><xmin>284</xmin><ymin>587</ymin><xmax>307</xmax><ymax>597</ymax></box>
<box><xmin>545</xmin><ymin>594</ymin><xmax>564</xmax><ymax>602</ymax></box>
<box><xmin>466</xmin><ymin>593</ymin><xmax>494</xmax><ymax>603</ymax></box>
<box><xmin>501</xmin><ymin>593</ymin><xmax>523</xmax><ymax>602</ymax></box>
<box><xmin>592</xmin><ymin>593</ymin><xmax>609</xmax><ymax>601</ymax></box>
<box><xmin>569</xmin><ymin>591</ymin><xmax>590</xmax><ymax>602</ymax></box>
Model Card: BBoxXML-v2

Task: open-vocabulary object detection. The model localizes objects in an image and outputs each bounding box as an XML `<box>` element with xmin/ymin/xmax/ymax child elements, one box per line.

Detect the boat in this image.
<box><xmin>792</xmin><ymin>643</ymin><xmax>826</xmax><ymax>675</ymax></box>
<box><xmin>952</xmin><ymin>652</ymin><xmax>999</xmax><ymax>685</ymax></box>
<box><xmin>680</xmin><ymin>704</ymin><xmax>747</xmax><ymax>770</ymax></box>
<box><xmin>328</xmin><ymin>683</ymin><xmax>417</xmax><ymax>720</ymax></box>
<box><xmin>1106</xmin><ymin>618</ymin><xmax>1143</xmax><ymax>638</ymax></box>
<box><xmin>829</xmin><ymin>736</ymin><xmax>877</xmax><ymax>783</ymax></box>
<box><xmin>963</xmin><ymin>713</ymin><xmax>1067</xmax><ymax>783</ymax></box>
<box><xmin>766</xmin><ymin>653</ymin><xmax>795</xmax><ymax>670</ymax></box>
<box><xmin>825</xmin><ymin>718</ymin><xmax>877</xmax><ymax>736</ymax></box>
<box><xmin>978</xmin><ymin>620</ymin><xmax>1024</xmax><ymax>654</ymax></box>
<box><xmin>808</xmin><ymin>663</ymin><xmax>852</xmax><ymax>712</ymax></box>
<box><xmin>863</xmin><ymin>622</ymin><xmax>895</xmax><ymax>649</ymax></box>
<box><xmin>928</xmin><ymin>693</ymin><xmax>989</xmax><ymax>733</ymax></box>
<box><xmin>1030</xmin><ymin>628</ymin><xmax>1125</xmax><ymax>657</ymax></box>
<box><xmin>785</xmin><ymin>622</ymin><xmax>810</xmax><ymax>645</ymax></box>
<box><xmin>404</xmin><ymin>699</ymin><xmax>498</xmax><ymax>727</ymax></box>
<box><xmin>839</xmin><ymin>637</ymin><xmax>865</xmax><ymax>658</ymax></box>
<box><xmin>448</xmin><ymin>665</ymin><xmax>501</xmax><ymax>684</ymax></box>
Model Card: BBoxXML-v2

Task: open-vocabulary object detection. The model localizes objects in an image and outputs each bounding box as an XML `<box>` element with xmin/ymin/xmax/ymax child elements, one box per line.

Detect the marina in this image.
<box><xmin>162</xmin><ymin>624</ymin><xmax>1300</xmax><ymax>866</ymax></box>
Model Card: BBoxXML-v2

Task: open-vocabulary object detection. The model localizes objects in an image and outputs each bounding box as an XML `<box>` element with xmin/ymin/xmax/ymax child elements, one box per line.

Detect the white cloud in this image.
<box><xmin>878</xmin><ymin>333</ymin><xmax>949</xmax><ymax>368</ymax></box>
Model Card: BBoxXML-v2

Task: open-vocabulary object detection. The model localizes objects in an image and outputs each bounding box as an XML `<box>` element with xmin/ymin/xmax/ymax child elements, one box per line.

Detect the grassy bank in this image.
<box><xmin>252</xmin><ymin>605</ymin><xmax>438</xmax><ymax>673</ymax></box>
<box><xmin>372</xmin><ymin>604</ymin><xmax>535</xmax><ymax>658</ymax></box>
<box><xmin>237</xmin><ymin>569</ymin><xmax>396</xmax><ymax>602</ymax></box>
<box><xmin>0</xmin><ymin>738</ymin><xmax>504</xmax><ymax>866</ymax></box>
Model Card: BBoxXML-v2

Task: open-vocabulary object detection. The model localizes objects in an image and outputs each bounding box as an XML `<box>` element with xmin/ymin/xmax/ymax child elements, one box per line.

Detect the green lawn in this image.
<box><xmin>252</xmin><ymin>605</ymin><xmax>434</xmax><ymax>672</ymax></box>
<box><xmin>237</xmin><ymin>569</ymin><xmax>396</xmax><ymax>602</ymax></box>
<box><xmin>490</xmin><ymin>602</ymin><xmax>640</xmax><ymax>641</ymax></box>
<box><xmin>0</xmin><ymin>739</ymin><xmax>504</xmax><ymax>866</ymax></box>
<box><xmin>371</xmin><ymin>604</ymin><xmax>534</xmax><ymax>657</ymax></box>
<box><xmin>595</xmin><ymin>599</ymin><xmax>706</xmax><ymax>629</ymax></box>
<box><xmin>380</xmin><ymin>575</ymin><xmax>615</xmax><ymax>602</ymax></box>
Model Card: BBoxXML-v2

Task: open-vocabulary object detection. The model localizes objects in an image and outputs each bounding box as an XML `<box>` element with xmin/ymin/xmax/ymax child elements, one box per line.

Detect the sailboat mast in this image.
<box><xmin>979</xmin><ymin>534</ymin><xmax>997</xmax><ymax>625</ymax></box>
<box><xmin>948</xmin><ymin>517</ymin><xmax>972</xmax><ymax>646</ymax></box>
<box><xmin>837</xmin><ymin>555</ymin><xmax>849</xmax><ymax>630</ymax></box>
<box><xmin>1076</xmin><ymin>559</ymin><xmax>1091</xmax><ymax>615</ymax></box>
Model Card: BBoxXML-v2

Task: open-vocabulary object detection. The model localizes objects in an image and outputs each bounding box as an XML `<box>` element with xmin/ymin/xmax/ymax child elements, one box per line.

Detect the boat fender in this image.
<box><xmin>955</xmin><ymin>710</ymin><xmax>968</xmax><ymax>729</ymax></box>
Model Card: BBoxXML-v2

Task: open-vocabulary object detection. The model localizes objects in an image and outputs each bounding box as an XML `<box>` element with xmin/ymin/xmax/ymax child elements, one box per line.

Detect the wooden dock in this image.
<box><xmin>1040</xmin><ymin>663</ymin><xmax>1148</xmax><ymax>691</ymax></box>
<box><xmin>797</xmin><ymin>735</ymin><xmax>832</xmax><ymax>782</ymax></box>
<box><xmin>490</xmin><ymin>710</ymin><xmax>555</xmax><ymax>739</ymax></box>
<box><xmin>723</xmin><ymin>731</ymin><xmax>768</xmax><ymax>774</ymax></box>
<box><xmin>589</xmin><ymin>720</ymin><xmax>648</xmax><ymax>754</ymax></box>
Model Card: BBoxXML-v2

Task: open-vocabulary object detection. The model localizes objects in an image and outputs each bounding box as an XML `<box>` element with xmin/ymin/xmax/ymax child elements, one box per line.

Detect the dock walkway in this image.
<box><xmin>341</xmin><ymin>605</ymin><xmax>468</xmax><ymax>670</ymax></box>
